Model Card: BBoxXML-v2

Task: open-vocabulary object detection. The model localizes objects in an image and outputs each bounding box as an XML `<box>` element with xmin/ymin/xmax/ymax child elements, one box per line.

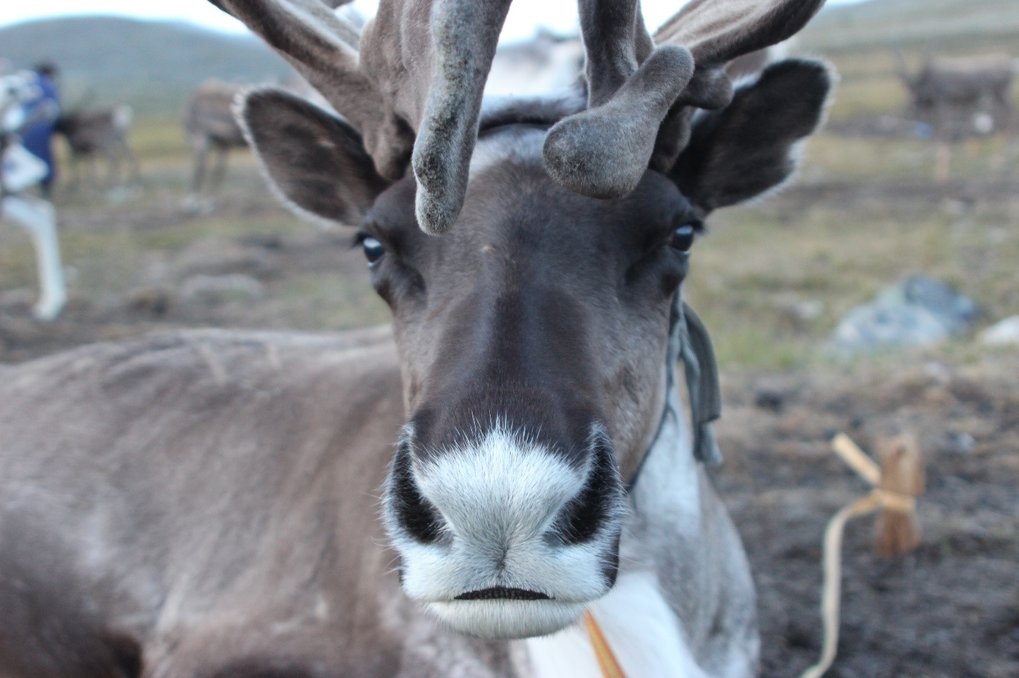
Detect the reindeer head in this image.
<box><xmin>214</xmin><ymin>0</ymin><xmax>831</xmax><ymax>640</ymax></box>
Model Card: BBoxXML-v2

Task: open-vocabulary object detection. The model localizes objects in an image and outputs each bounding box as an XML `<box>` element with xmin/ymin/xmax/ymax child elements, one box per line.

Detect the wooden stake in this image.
<box><xmin>874</xmin><ymin>433</ymin><xmax>925</xmax><ymax>558</ymax></box>
<box><xmin>801</xmin><ymin>432</ymin><xmax>926</xmax><ymax>677</ymax></box>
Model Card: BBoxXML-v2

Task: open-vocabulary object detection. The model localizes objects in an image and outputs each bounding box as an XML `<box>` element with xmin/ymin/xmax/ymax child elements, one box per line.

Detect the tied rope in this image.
<box><xmin>584</xmin><ymin>610</ymin><xmax>626</xmax><ymax>678</ymax></box>
<box><xmin>800</xmin><ymin>433</ymin><xmax>920</xmax><ymax>678</ymax></box>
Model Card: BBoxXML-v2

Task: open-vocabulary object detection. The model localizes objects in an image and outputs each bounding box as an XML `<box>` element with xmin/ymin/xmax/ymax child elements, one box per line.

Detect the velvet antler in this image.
<box><xmin>650</xmin><ymin>0</ymin><xmax>827</xmax><ymax>170</ymax></box>
<box><xmin>545</xmin><ymin>0</ymin><xmax>826</xmax><ymax>198</ymax></box>
<box><xmin>211</xmin><ymin>0</ymin><xmax>506</xmax><ymax>234</ymax></box>
<box><xmin>211</xmin><ymin>0</ymin><xmax>826</xmax><ymax>234</ymax></box>
<box><xmin>209</xmin><ymin>0</ymin><xmax>414</xmax><ymax>183</ymax></box>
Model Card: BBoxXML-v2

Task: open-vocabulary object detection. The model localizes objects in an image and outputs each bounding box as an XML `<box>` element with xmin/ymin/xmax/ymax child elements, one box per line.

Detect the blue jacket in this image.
<box><xmin>19</xmin><ymin>73</ymin><xmax>60</xmax><ymax>186</ymax></box>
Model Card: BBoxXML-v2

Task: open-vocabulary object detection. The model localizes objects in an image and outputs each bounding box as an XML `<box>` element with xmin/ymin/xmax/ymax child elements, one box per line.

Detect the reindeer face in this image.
<box><xmin>226</xmin><ymin>0</ymin><xmax>832</xmax><ymax>642</ymax></box>
<box><xmin>364</xmin><ymin>127</ymin><xmax>692</xmax><ymax>637</ymax></box>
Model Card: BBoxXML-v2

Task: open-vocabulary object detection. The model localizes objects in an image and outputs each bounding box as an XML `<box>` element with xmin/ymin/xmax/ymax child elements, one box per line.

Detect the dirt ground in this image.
<box><xmin>1</xmin><ymin>163</ymin><xmax>1017</xmax><ymax>677</ymax></box>
<box><xmin>718</xmin><ymin>360</ymin><xmax>1019</xmax><ymax>677</ymax></box>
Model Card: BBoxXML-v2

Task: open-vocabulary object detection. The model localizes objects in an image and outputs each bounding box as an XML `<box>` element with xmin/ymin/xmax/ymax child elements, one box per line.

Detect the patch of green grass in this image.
<box><xmin>826</xmin><ymin>78</ymin><xmax>910</xmax><ymax>121</ymax></box>
<box><xmin>269</xmin><ymin>272</ymin><xmax>390</xmax><ymax>330</ymax></box>
<box><xmin>130</xmin><ymin>117</ymin><xmax>193</xmax><ymax>159</ymax></box>
<box><xmin>8</xmin><ymin>25</ymin><xmax>1019</xmax><ymax>373</ymax></box>
<box><xmin>0</xmin><ymin>232</ymin><xmax>37</xmax><ymax>290</ymax></box>
<box><xmin>682</xmin><ymin>127</ymin><xmax>1019</xmax><ymax>369</ymax></box>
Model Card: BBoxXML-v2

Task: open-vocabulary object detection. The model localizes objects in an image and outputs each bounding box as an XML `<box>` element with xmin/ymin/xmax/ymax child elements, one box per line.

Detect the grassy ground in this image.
<box><xmin>686</xmin><ymin>130</ymin><xmax>1019</xmax><ymax>368</ymax></box>
<box><xmin>3</xmin><ymin>73</ymin><xmax>1017</xmax><ymax>367</ymax></box>
<box><xmin>677</xmin><ymin>39</ymin><xmax>1019</xmax><ymax>369</ymax></box>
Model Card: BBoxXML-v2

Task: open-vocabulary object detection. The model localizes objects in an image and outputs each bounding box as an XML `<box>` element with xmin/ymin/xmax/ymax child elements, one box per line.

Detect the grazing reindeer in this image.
<box><xmin>0</xmin><ymin>0</ymin><xmax>831</xmax><ymax>675</ymax></box>
<box><xmin>0</xmin><ymin>70</ymin><xmax>66</xmax><ymax>320</ymax></box>
<box><xmin>55</xmin><ymin>106</ymin><xmax>141</xmax><ymax>188</ymax></box>
<box><xmin>183</xmin><ymin>79</ymin><xmax>249</xmax><ymax>195</ymax></box>
<box><xmin>896</xmin><ymin>51</ymin><xmax>1015</xmax><ymax>138</ymax></box>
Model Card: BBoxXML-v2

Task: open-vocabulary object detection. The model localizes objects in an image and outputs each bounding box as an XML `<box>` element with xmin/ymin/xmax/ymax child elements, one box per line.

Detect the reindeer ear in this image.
<box><xmin>670</xmin><ymin>59</ymin><xmax>832</xmax><ymax>213</ymax></box>
<box><xmin>239</xmin><ymin>87</ymin><xmax>390</xmax><ymax>227</ymax></box>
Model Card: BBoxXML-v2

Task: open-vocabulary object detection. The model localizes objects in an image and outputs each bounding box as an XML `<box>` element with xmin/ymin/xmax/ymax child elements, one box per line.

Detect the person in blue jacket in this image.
<box><xmin>18</xmin><ymin>62</ymin><xmax>61</xmax><ymax>198</ymax></box>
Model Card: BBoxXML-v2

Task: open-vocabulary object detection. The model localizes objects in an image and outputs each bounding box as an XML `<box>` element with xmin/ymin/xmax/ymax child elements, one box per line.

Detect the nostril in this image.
<box><xmin>390</xmin><ymin>442</ymin><xmax>445</xmax><ymax>544</ymax></box>
<box><xmin>549</xmin><ymin>431</ymin><xmax>622</xmax><ymax>546</ymax></box>
<box><xmin>455</xmin><ymin>587</ymin><xmax>552</xmax><ymax>601</ymax></box>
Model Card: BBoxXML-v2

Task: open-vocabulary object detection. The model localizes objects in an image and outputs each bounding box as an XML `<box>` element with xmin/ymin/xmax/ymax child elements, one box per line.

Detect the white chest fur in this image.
<box><xmin>522</xmin><ymin>571</ymin><xmax>709</xmax><ymax>678</ymax></box>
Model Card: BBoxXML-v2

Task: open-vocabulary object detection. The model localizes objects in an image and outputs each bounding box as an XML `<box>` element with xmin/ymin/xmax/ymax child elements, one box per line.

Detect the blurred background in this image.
<box><xmin>0</xmin><ymin>1</ymin><xmax>1016</xmax><ymax>676</ymax></box>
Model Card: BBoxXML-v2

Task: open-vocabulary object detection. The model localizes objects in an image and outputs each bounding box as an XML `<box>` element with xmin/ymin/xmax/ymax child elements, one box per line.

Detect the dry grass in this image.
<box><xmin>4</xmin><ymin>42</ymin><xmax>1018</xmax><ymax>370</ymax></box>
<box><xmin>686</xmin><ymin>111</ymin><xmax>1019</xmax><ymax>368</ymax></box>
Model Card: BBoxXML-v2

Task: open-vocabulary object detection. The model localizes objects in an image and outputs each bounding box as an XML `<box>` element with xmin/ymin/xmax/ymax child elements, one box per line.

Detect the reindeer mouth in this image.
<box><xmin>455</xmin><ymin>586</ymin><xmax>552</xmax><ymax>601</ymax></box>
<box><xmin>428</xmin><ymin>597</ymin><xmax>586</xmax><ymax>639</ymax></box>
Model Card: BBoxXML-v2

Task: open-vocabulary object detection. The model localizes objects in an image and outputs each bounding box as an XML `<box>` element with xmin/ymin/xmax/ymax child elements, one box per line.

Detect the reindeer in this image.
<box><xmin>896</xmin><ymin>51</ymin><xmax>1015</xmax><ymax>138</ymax></box>
<box><xmin>183</xmin><ymin>79</ymin><xmax>249</xmax><ymax>195</ymax></box>
<box><xmin>0</xmin><ymin>0</ymin><xmax>832</xmax><ymax>675</ymax></box>
<box><xmin>0</xmin><ymin>70</ymin><xmax>66</xmax><ymax>320</ymax></box>
<box><xmin>55</xmin><ymin>105</ymin><xmax>141</xmax><ymax>188</ymax></box>
<box><xmin>486</xmin><ymin>29</ymin><xmax>585</xmax><ymax>97</ymax></box>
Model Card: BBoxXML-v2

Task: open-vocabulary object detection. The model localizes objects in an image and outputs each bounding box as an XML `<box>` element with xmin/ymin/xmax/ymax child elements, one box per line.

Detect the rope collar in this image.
<box><xmin>626</xmin><ymin>297</ymin><xmax>723</xmax><ymax>492</ymax></box>
<box><xmin>603</xmin><ymin>297</ymin><xmax>723</xmax><ymax>676</ymax></box>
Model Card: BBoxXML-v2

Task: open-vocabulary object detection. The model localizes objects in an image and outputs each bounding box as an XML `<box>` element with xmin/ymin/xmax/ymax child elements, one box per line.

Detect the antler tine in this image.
<box><xmin>209</xmin><ymin>0</ymin><xmax>412</xmax><ymax>182</ymax></box>
<box><xmin>212</xmin><ymin>0</ymin><xmax>513</xmax><ymax>235</ymax></box>
<box><xmin>578</xmin><ymin>0</ymin><xmax>653</xmax><ymax>107</ymax></box>
<box><xmin>217</xmin><ymin>1</ymin><xmax>825</xmax><ymax>235</ymax></box>
<box><xmin>543</xmin><ymin>1</ymin><xmax>695</xmax><ymax>199</ymax></box>
<box><xmin>543</xmin><ymin>0</ymin><xmax>826</xmax><ymax>199</ymax></box>
<box><xmin>412</xmin><ymin>0</ymin><xmax>513</xmax><ymax>234</ymax></box>
<box><xmin>648</xmin><ymin>0</ymin><xmax>826</xmax><ymax>169</ymax></box>
<box><xmin>654</xmin><ymin>0</ymin><xmax>825</xmax><ymax>67</ymax></box>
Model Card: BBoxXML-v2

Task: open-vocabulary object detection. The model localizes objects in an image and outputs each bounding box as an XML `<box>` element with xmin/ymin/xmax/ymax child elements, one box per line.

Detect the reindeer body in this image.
<box><xmin>184</xmin><ymin>80</ymin><xmax>249</xmax><ymax>194</ymax></box>
<box><xmin>0</xmin><ymin>330</ymin><xmax>414</xmax><ymax>677</ymax></box>
<box><xmin>55</xmin><ymin>106</ymin><xmax>140</xmax><ymax>187</ymax></box>
<box><xmin>900</xmin><ymin>53</ymin><xmax>1015</xmax><ymax>137</ymax></box>
<box><xmin>0</xmin><ymin>324</ymin><xmax>752</xmax><ymax>677</ymax></box>
<box><xmin>0</xmin><ymin>1</ymin><xmax>833</xmax><ymax>674</ymax></box>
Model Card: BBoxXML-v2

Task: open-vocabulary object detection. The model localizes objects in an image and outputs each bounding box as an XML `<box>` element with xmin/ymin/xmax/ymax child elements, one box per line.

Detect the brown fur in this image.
<box><xmin>55</xmin><ymin>107</ymin><xmax>140</xmax><ymax>187</ymax></box>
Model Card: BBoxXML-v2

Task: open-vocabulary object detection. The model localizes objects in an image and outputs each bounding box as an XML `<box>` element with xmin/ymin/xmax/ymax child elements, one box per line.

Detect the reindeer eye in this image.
<box><xmin>360</xmin><ymin>235</ymin><xmax>385</xmax><ymax>265</ymax></box>
<box><xmin>669</xmin><ymin>223</ymin><xmax>697</xmax><ymax>253</ymax></box>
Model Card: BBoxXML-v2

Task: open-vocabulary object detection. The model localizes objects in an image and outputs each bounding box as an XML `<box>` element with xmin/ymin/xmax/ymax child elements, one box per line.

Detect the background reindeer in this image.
<box><xmin>485</xmin><ymin>29</ymin><xmax>585</xmax><ymax>97</ymax></box>
<box><xmin>55</xmin><ymin>105</ymin><xmax>140</xmax><ymax>188</ymax></box>
<box><xmin>0</xmin><ymin>0</ymin><xmax>831</xmax><ymax>675</ymax></box>
<box><xmin>183</xmin><ymin>79</ymin><xmax>249</xmax><ymax>196</ymax></box>
<box><xmin>896</xmin><ymin>50</ymin><xmax>1015</xmax><ymax>139</ymax></box>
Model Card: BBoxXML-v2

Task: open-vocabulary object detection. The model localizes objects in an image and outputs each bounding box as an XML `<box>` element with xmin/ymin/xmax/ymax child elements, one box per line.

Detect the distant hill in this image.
<box><xmin>801</xmin><ymin>0</ymin><xmax>1019</xmax><ymax>53</ymax></box>
<box><xmin>4</xmin><ymin>6</ymin><xmax>1015</xmax><ymax>118</ymax></box>
<box><xmin>0</xmin><ymin>16</ymin><xmax>291</xmax><ymax>116</ymax></box>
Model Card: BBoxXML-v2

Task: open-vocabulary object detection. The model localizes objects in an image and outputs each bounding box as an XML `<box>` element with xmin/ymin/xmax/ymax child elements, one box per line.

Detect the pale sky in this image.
<box><xmin>0</xmin><ymin>1</ymin><xmax>864</xmax><ymax>43</ymax></box>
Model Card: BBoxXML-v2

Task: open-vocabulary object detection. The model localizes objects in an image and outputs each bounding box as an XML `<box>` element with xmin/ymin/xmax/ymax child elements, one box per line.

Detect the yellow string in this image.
<box><xmin>800</xmin><ymin>436</ymin><xmax>919</xmax><ymax>678</ymax></box>
<box><xmin>584</xmin><ymin>610</ymin><xmax>627</xmax><ymax>678</ymax></box>
<box><xmin>800</xmin><ymin>493</ymin><xmax>881</xmax><ymax>678</ymax></box>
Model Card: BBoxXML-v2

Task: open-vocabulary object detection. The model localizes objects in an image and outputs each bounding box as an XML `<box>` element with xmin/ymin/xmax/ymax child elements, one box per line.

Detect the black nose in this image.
<box><xmin>390</xmin><ymin>441</ymin><xmax>445</xmax><ymax>544</ymax></box>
